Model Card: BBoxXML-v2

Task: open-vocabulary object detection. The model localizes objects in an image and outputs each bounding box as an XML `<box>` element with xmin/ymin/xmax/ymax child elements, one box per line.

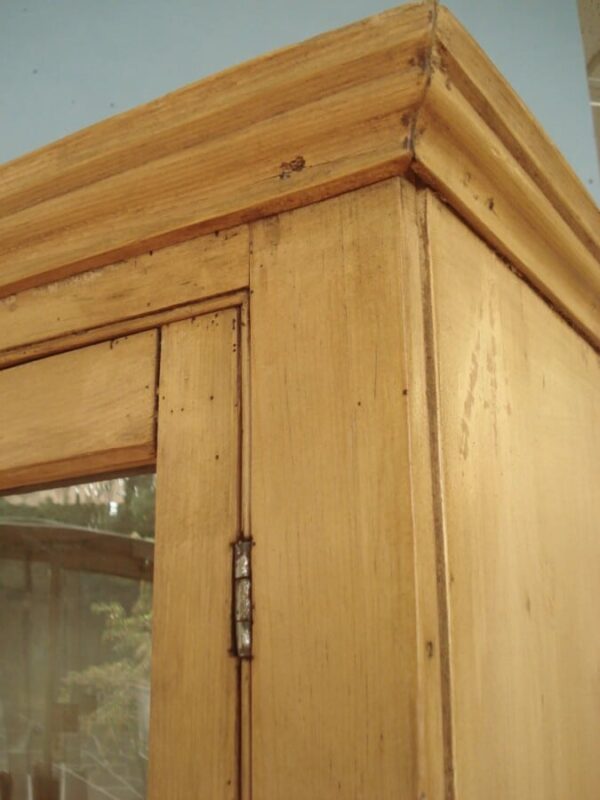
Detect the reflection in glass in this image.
<box><xmin>0</xmin><ymin>475</ymin><xmax>155</xmax><ymax>800</ymax></box>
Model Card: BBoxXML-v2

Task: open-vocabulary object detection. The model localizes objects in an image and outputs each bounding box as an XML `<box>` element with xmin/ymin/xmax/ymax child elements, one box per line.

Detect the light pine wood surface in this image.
<box><xmin>0</xmin><ymin>0</ymin><xmax>597</xmax><ymax>790</ymax></box>
<box><xmin>0</xmin><ymin>2</ymin><xmax>429</xmax><ymax>225</ymax></box>
<box><xmin>0</xmin><ymin>3</ymin><xmax>596</xmax><ymax>357</ymax></box>
<box><xmin>0</xmin><ymin>4</ymin><xmax>429</xmax><ymax>296</ymax></box>
<box><xmin>397</xmin><ymin>179</ymin><xmax>449</xmax><ymax>800</ymax></box>
<box><xmin>0</xmin><ymin>292</ymin><xmax>247</xmax><ymax>370</ymax></box>
<box><xmin>413</xmin><ymin>69</ymin><xmax>600</xmax><ymax>347</ymax></box>
<box><xmin>425</xmin><ymin>192</ymin><xmax>600</xmax><ymax>799</ymax></box>
<box><xmin>0</xmin><ymin>225</ymin><xmax>248</xmax><ymax>354</ymax></box>
<box><xmin>433</xmin><ymin>6</ymin><xmax>599</xmax><ymax>261</ymax></box>
<box><xmin>249</xmin><ymin>181</ymin><xmax>418</xmax><ymax>799</ymax></box>
<box><xmin>149</xmin><ymin>311</ymin><xmax>241</xmax><ymax>800</ymax></box>
<box><xmin>0</xmin><ymin>330</ymin><xmax>157</xmax><ymax>491</ymax></box>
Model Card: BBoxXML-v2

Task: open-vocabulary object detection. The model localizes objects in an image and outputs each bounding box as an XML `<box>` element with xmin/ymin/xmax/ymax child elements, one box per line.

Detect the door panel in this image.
<box><xmin>0</xmin><ymin>331</ymin><xmax>158</xmax><ymax>491</ymax></box>
<box><xmin>148</xmin><ymin>310</ymin><xmax>241</xmax><ymax>800</ymax></box>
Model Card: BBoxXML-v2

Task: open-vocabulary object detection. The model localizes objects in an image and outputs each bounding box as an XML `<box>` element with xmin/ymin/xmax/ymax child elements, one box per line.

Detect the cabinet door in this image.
<box><xmin>0</xmin><ymin>312</ymin><xmax>242</xmax><ymax>799</ymax></box>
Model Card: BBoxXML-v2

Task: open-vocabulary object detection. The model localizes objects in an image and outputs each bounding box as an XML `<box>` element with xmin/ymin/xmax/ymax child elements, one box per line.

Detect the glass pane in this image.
<box><xmin>0</xmin><ymin>475</ymin><xmax>155</xmax><ymax>800</ymax></box>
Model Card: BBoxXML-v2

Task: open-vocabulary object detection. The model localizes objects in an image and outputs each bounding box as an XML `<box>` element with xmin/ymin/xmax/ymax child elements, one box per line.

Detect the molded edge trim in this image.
<box><xmin>0</xmin><ymin>3</ymin><xmax>431</xmax><ymax>296</ymax></box>
<box><xmin>0</xmin><ymin>2</ymin><xmax>597</xmax><ymax>348</ymax></box>
<box><xmin>413</xmin><ymin>67</ymin><xmax>600</xmax><ymax>349</ymax></box>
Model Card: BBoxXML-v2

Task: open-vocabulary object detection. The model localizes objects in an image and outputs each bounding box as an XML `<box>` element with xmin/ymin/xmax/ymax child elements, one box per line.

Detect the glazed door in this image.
<box><xmin>0</xmin><ymin>310</ymin><xmax>242</xmax><ymax>799</ymax></box>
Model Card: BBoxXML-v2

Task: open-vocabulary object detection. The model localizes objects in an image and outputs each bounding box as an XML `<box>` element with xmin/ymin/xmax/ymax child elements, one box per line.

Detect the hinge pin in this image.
<box><xmin>233</xmin><ymin>539</ymin><xmax>252</xmax><ymax>658</ymax></box>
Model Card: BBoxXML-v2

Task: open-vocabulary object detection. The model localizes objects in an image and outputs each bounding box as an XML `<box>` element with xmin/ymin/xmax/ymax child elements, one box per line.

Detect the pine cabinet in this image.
<box><xmin>0</xmin><ymin>5</ymin><xmax>598</xmax><ymax>799</ymax></box>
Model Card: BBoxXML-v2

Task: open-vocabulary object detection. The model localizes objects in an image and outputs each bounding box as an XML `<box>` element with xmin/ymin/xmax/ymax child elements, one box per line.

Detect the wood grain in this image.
<box><xmin>0</xmin><ymin>331</ymin><xmax>157</xmax><ymax>492</ymax></box>
<box><xmin>250</xmin><ymin>181</ymin><xmax>418</xmax><ymax>799</ymax></box>
<box><xmin>0</xmin><ymin>4</ymin><xmax>429</xmax><ymax>219</ymax></box>
<box><xmin>397</xmin><ymin>179</ymin><xmax>449</xmax><ymax>799</ymax></box>
<box><xmin>0</xmin><ymin>225</ymin><xmax>248</xmax><ymax>355</ymax></box>
<box><xmin>148</xmin><ymin>311</ymin><xmax>240</xmax><ymax>800</ymax></box>
<box><xmin>0</xmin><ymin>4</ymin><xmax>430</xmax><ymax>296</ymax></box>
<box><xmin>426</xmin><ymin>192</ymin><xmax>600</xmax><ymax>799</ymax></box>
<box><xmin>413</xmin><ymin>69</ymin><xmax>600</xmax><ymax>349</ymax></box>
<box><xmin>434</xmin><ymin>5</ymin><xmax>600</xmax><ymax>263</ymax></box>
<box><xmin>239</xmin><ymin>298</ymin><xmax>252</xmax><ymax>800</ymax></box>
<box><xmin>0</xmin><ymin>291</ymin><xmax>247</xmax><ymax>370</ymax></box>
<box><xmin>1</xmin><ymin>2</ymin><xmax>597</xmax><ymax>356</ymax></box>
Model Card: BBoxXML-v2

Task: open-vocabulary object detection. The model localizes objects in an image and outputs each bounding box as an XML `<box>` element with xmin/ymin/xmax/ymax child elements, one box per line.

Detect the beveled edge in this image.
<box><xmin>413</xmin><ymin>4</ymin><xmax>600</xmax><ymax>348</ymax></box>
<box><xmin>0</xmin><ymin>2</ymin><xmax>598</xmax><ymax>348</ymax></box>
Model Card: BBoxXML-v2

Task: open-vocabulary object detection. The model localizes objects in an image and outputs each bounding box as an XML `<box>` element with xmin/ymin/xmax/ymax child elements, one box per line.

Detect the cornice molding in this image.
<box><xmin>414</xmin><ymin>7</ymin><xmax>600</xmax><ymax>347</ymax></box>
<box><xmin>0</xmin><ymin>4</ymin><xmax>431</xmax><ymax>296</ymax></box>
<box><xmin>0</xmin><ymin>3</ymin><xmax>598</xmax><ymax>345</ymax></box>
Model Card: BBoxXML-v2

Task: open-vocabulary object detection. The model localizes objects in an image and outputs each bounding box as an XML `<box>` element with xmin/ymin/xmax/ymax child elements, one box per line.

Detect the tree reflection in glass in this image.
<box><xmin>0</xmin><ymin>475</ymin><xmax>155</xmax><ymax>800</ymax></box>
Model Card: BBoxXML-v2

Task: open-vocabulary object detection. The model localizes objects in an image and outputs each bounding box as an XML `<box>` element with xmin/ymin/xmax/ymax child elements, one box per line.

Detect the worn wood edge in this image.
<box><xmin>239</xmin><ymin>298</ymin><xmax>252</xmax><ymax>800</ymax></box>
<box><xmin>0</xmin><ymin>224</ymin><xmax>249</xmax><ymax>356</ymax></box>
<box><xmin>247</xmin><ymin>181</ymin><xmax>421</xmax><ymax>796</ymax></box>
<box><xmin>0</xmin><ymin>0</ymin><xmax>595</xmax><ymax>347</ymax></box>
<box><xmin>0</xmin><ymin>75</ymin><xmax>416</xmax><ymax>253</ymax></box>
<box><xmin>0</xmin><ymin>443</ymin><xmax>156</xmax><ymax>494</ymax></box>
<box><xmin>148</xmin><ymin>310</ymin><xmax>240</xmax><ymax>799</ymax></box>
<box><xmin>0</xmin><ymin>290</ymin><xmax>248</xmax><ymax>370</ymax></box>
<box><xmin>0</xmin><ymin>331</ymin><xmax>158</xmax><ymax>491</ymax></box>
<box><xmin>412</xmin><ymin>68</ymin><xmax>600</xmax><ymax>351</ymax></box>
<box><xmin>434</xmin><ymin>5</ymin><xmax>600</xmax><ymax>263</ymax></box>
<box><xmin>398</xmin><ymin>178</ymin><xmax>454</xmax><ymax>799</ymax></box>
<box><xmin>0</xmin><ymin>4</ymin><xmax>431</xmax><ymax>297</ymax></box>
<box><xmin>0</xmin><ymin>139</ymin><xmax>413</xmax><ymax>300</ymax></box>
<box><xmin>0</xmin><ymin>3</ymin><xmax>430</xmax><ymax>217</ymax></box>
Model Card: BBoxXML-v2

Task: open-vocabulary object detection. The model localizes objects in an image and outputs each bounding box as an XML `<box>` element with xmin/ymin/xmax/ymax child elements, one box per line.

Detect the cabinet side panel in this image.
<box><xmin>250</xmin><ymin>179</ymin><xmax>417</xmax><ymax>799</ymax></box>
<box><xmin>426</xmin><ymin>192</ymin><xmax>600</xmax><ymax>799</ymax></box>
<box><xmin>148</xmin><ymin>310</ymin><xmax>240</xmax><ymax>800</ymax></box>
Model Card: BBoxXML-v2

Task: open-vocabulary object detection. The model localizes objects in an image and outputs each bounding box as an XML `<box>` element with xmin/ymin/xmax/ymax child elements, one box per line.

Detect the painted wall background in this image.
<box><xmin>1</xmin><ymin>0</ymin><xmax>599</xmax><ymax>203</ymax></box>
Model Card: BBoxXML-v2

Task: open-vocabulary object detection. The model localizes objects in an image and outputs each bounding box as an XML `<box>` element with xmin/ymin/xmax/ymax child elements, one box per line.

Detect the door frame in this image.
<box><xmin>0</xmin><ymin>293</ymin><xmax>251</xmax><ymax>799</ymax></box>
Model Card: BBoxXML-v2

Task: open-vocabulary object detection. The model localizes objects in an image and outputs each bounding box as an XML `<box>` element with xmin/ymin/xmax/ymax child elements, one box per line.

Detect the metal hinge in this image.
<box><xmin>232</xmin><ymin>538</ymin><xmax>253</xmax><ymax>659</ymax></box>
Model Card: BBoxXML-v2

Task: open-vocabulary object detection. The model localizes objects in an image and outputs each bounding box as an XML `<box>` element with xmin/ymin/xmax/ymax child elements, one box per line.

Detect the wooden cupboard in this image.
<box><xmin>0</xmin><ymin>4</ymin><xmax>598</xmax><ymax>799</ymax></box>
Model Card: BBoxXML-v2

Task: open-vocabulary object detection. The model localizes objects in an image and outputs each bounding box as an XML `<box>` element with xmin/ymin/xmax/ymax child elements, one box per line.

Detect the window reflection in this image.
<box><xmin>0</xmin><ymin>475</ymin><xmax>155</xmax><ymax>800</ymax></box>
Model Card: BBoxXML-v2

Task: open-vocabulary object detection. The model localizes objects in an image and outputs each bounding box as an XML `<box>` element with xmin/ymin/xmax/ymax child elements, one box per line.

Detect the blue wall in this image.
<box><xmin>1</xmin><ymin>0</ymin><xmax>598</xmax><ymax>202</ymax></box>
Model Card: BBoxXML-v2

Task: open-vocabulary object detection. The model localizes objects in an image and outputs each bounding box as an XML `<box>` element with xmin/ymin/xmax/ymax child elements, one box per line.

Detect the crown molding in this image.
<box><xmin>413</xmin><ymin>6</ymin><xmax>600</xmax><ymax>347</ymax></box>
<box><xmin>0</xmin><ymin>3</ymin><xmax>598</xmax><ymax>346</ymax></box>
<box><xmin>0</xmin><ymin>4</ymin><xmax>431</xmax><ymax>297</ymax></box>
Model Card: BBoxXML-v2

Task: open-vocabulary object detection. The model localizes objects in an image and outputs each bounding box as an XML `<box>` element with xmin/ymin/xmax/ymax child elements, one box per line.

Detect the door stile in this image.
<box><xmin>149</xmin><ymin>306</ymin><xmax>243</xmax><ymax>800</ymax></box>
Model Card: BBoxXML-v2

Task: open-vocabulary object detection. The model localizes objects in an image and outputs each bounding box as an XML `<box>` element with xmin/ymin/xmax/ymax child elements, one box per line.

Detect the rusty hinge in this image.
<box><xmin>232</xmin><ymin>538</ymin><xmax>253</xmax><ymax>659</ymax></box>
